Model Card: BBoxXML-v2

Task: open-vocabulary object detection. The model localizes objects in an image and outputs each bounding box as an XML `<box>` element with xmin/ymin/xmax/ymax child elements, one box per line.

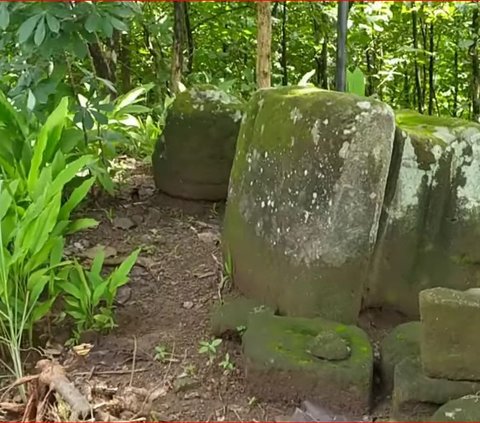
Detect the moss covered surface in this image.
<box><xmin>366</xmin><ymin>109</ymin><xmax>480</xmax><ymax>318</ymax></box>
<box><xmin>380</xmin><ymin>321</ymin><xmax>421</xmax><ymax>393</ymax></box>
<box><xmin>209</xmin><ymin>296</ymin><xmax>273</xmax><ymax>337</ymax></box>
<box><xmin>393</xmin><ymin>358</ymin><xmax>480</xmax><ymax>421</ymax></box>
<box><xmin>431</xmin><ymin>395</ymin><xmax>480</xmax><ymax>422</ymax></box>
<box><xmin>242</xmin><ymin>312</ymin><xmax>373</xmax><ymax>416</ymax></box>
<box><xmin>420</xmin><ymin>287</ymin><xmax>480</xmax><ymax>381</ymax></box>
<box><xmin>224</xmin><ymin>85</ymin><xmax>395</xmax><ymax>323</ymax></box>
<box><xmin>152</xmin><ymin>86</ymin><xmax>244</xmax><ymax>201</ymax></box>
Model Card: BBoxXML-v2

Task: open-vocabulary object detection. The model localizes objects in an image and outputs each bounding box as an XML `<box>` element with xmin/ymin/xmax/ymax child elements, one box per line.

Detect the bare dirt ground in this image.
<box><xmin>50</xmin><ymin>160</ymin><xmax>291</xmax><ymax>421</ymax></box>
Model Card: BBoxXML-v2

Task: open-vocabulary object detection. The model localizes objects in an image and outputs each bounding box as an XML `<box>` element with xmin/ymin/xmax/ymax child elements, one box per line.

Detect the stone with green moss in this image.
<box><xmin>210</xmin><ymin>296</ymin><xmax>274</xmax><ymax>337</ymax></box>
<box><xmin>380</xmin><ymin>321</ymin><xmax>421</xmax><ymax>393</ymax></box>
<box><xmin>152</xmin><ymin>85</ymin><xmax>244</xmax><ymax>201</ymax></box>
<box><xmin>431</xmin><ymin>395</ymin><xmax>480</xmax><ymax>422</ymax></box>
<box><xmin>366</xmin><ymin>110</ymin><xmax>480</xmax><ymax>318</ymax></box>
<box><xmin>223</xmin><ymin>86</ymin><xmax>395</xmax><ymax>324</ymax></box>
<box><xmin>392</xmin><ymin>357</ymin><xmax>480</xmax><ymax>421</ymax></box>
<box><xmin>305</xmin><ymin>330</ymin><xmax>351</xmax><ymax>360</ymax></box>
<box><xmin>242</xmin><ymin>312</ymin><xmax>373</xmax><ymax>417</ymax></box>
<box><xmin>420</xmin><ymin>287</ymin><xmax>480</xmax><ymax>381</ymax></box>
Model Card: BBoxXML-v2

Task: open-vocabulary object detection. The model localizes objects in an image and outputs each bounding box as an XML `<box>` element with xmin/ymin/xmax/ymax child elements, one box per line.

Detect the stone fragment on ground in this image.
<box><xmin>380</xmin><ymin>321</ymin><xmax>421</xmax><ymax>392</ymax></box>
<box><xmin>223</xmin><ymin>86</ymin><xmax>395</xmax><ymax>323</ymax></box>
<box><xmin>275</xmin><ymin>400</ymin><xmax>351</xmax><ymax>422</ymax></box>
<box><xmin>420</xmin><ymin>287</ymin><xmax>480</xmax><ymax>381</ymax></box>
<box><xmin>431</xmin><ymin>395</ymin><xmax>480</xmax><ymax>422</ymax></box>
<box><xmin>242</xmin><ymin>312</ymin><xmax>373</xmax><ymax>417</ymax></box>
<box><xmin>392</xmin><ymin>357</ymin><xmax>480</xmax><ymax>421</ymax></box>
<box><xmin>210</xmin><ymin>296</ymin><xmax>273</xmax><ymax>337</ymax></box>
<box><xmin>152</xmin><ymin>85</ymin><xmax>244</xmax><ymax>201</ymax></box>
<box><xmin>366</xmin><ymin>110</ymin><xmax>480</xmax><ymax>318</ymax></box>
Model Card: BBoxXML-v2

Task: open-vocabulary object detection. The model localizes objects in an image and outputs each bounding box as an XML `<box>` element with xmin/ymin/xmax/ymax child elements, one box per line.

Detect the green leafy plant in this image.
<box><xmin>62</xmin><ymin>247</ymin><xmax>140</xmax><ymax>340</ymax></box>
<box><xmin>0</xmin><ymin>97</ymin><xmax>98</xmax><ymax>392</ymax></box>
<box><xmin>198</xmin><ymin>338</ymin><xmax>222</xmax><ymax>364</ymax></box>
<box><xmin>154</xmin><ymin>345</ymin><xmax>171</xmax><ymax>363</ymax></box>
<box><xmin>347</xmin><ymin>67</ymin><xmax>366</xmax><ymax>97</ymax></box>
<box><xmin>219</xmin><ymin>352</ymin><xmax>235</xmax><ymax>374</ymax></box>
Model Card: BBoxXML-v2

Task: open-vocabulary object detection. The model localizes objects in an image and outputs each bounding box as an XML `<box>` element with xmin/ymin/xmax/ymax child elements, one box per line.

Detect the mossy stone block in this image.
<box><xmin>242</xmin><ymin>312</ymin><xmax>373</xmax><ymax>417</ymax></box>
<box><xmin>380</xmin><ymin>321</ymin><xmax>421</xmax><ymax>393</ymax></box>
<box><xmin>431</xmin><ymin>395</ymin><xmax>480</xmax><ymax>422</ymax></box>
<box><xmin>392</xmin><ymin>358</ymin><xmax>480</xmax><ymax>421</ymax></box>
<box><xmin>366</xmin><ymin>110</ymin><xmax>480</xmax><ymax>318</ymax></box>
<box><xmin>152</xmin><ymin>85</ymin><xmax>244</xmax><ymax>201</ymax></box>
<box><xmin>210</xmin><ymin>297</ymin><xmax>273</xmax><ymax>337</ymax></box>
<box><xmin>420</xmin><ymin>287</ymin><xmax>480</xmax><ymax>381</ymax></box>
<box><xmin>224</xmin><ymin>86</ymin><xmax>395</xmax><ymax>323</ymax></box>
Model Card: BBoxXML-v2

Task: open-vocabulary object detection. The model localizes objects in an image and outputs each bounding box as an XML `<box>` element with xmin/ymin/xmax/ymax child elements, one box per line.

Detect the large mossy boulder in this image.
<box><xmin>366</xmin><ymin>110</ymin><xmax>480</xmax><ymax>317</ymax></box>
<box><xmin>420</xmin><ymin>287</ymin><xmax>480</xmax><ymax>381</ymax></box>
<box><xmin>242</xmin><ymin>312</ymin><xmax>373</xmax><ymax>417</ymax></box>
<box><xmin>223</xmin><ymin>86</ymin><xmax>395</xmax><ymax>324</ymax></box>
<box><xmin>431</xmin><ymin>395</ymin><xmax>480</xmax><ymax>422</ymax></box>
<box><xmin>152</xmin><ymin>86</ymin><xmax>244</xmax><ymax>201</ymax></box>
<box><xmin>392</xmin><ymin>358</ymin><xmax>480</xmax><ymax>421</ymax></box>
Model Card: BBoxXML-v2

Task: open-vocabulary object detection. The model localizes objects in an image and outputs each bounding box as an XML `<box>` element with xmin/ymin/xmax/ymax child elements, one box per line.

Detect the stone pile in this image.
<box><xmin>380</xmin><ymin>287</ymin><xmax>480</xmax><ymax>421</ymax></box>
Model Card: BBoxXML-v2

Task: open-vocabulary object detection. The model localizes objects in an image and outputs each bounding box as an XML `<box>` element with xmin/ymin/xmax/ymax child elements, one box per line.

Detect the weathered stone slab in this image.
<box><xmin>152</xmin><ymin>86</ymin><xmax>244</xmax><ymax>201</ymax></box>
<box><xmin>380</xmin><ymin>321</ymin><xmax>421</xmax><ymax>393</ymax></box>
<box><xmin>242</xmin><ymin>312</ymin><xmax>373</xmax><ymax>417</ymax></box>
<box><xmin>223</xmin><ymin>86</ymin><xmax>395</xmax><ymax>323</ymax></box>
<box><xmin>366</xmin><ymin>111</ymin><xmax>480</xmax><ymax>317</ymax></box>
<box><xmin>392</xmin><ymin>358</ymin><xmax>480</xmax><ymax>421</ymax></box>
<box><xmin>210</xmin><ymin>296</ymin><xmax>273</xmax><ymax>337</ymax></box>
<box><xmin>431</xmin><ymin>395</ymin><xmax>480</xmax><ymax>422</ymax></box>
<box><xmin>420</xmin><ymin>287</ymin><xmax>480</xmax><ymax>381</ymax></box>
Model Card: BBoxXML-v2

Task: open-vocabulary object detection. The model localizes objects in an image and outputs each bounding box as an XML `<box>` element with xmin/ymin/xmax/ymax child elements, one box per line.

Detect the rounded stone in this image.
<box><xmin>223</xmin><ymin>86</ymin><xmax>395</xmax><ymax>323</ymax></box>
<box><xmin>152</xmin><ymin>85</ymin><xmax>244</xmax><ymax>201</ymax></box>
<box><xmin>305</xmin><ymin>330</ymin><xmax>351</xmax><ymax>361</ymax></box>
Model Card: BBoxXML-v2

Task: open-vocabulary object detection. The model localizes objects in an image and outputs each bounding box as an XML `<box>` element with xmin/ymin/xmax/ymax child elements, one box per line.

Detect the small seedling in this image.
<box><xmin>199</xmin><ymin>338</ymin><xmax>222</xmax><ymax>364</ymax></box>
<box><xmin>154</xmin><ymin>345</ymin><xmax>170</xmax><ymax>362</ymax></box>
<box><xmin>219</xmin><ymin>352</ymin><xmax>235</xmax><ymax>374</ymax></box>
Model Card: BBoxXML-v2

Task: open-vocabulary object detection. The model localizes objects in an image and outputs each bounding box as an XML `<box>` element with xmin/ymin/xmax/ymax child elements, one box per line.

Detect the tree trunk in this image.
<box><xmin>185</xmin><ymin>2</ymin><xmax>194</xmax><ymax>75</ymax></box>
<box><xmin>335</xmin><ymin>1</ymin><xmax>349</xmax><ymax>92</ymax></box>
<box><xmin>412</xmin><ymin>7</ymin><xmax>423</xmax><ymax>113</ymax></box>
<box><xmin>320</xmin><ymin>37</ymin><xmax>328</xmax><ymax>89</ymax></box>
<box><xmin>453</xmin><ymin>44</ymin><xmax>459</xmax><ymax>117</ymax></box>
<box><xmin>88</xmin><ymin>41</ymin><xmax>114</xmax><ymax>83</ymax></box>
<box><xmin>281</xmin><ymin>1</ymin><xmax>288</xmax><ymax>85</ymax></box>
<box><xmin>171</xmin><ymin>2</ymin><xmax>186</xmax><ymax>94</ymax></box>
<box><xmin>119</xmin><ymin>33</ymin><xmax>131</xmax><ymax>93</ymax></box>
<box><xmin>472</xmin><ymin>6</ymin><xmax>480</xmax><ymax>121</ymax></box>
<box><xmin>256</xmin><ymin>2</ymin><xmax>272</xmax><ymax>89</ymax></box>
<box><xmin>428</xmin><ymin>22</ymin><xmax>435</xmax><ymax>115</ymax></box>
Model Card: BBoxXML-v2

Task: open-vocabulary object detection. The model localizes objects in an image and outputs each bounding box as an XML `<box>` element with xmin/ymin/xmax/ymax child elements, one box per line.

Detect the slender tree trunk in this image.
<box><xmin>88</xmin><ymin>41</ymin><xmax>114</xmax><ymax>83</ymax></box>
<box><xmin>428</xmin><ymin>22</ymin><xmax>435</xmax><ymax>115</ymax></box>
<box><xmin>420</xmin><ymin>7</ymin><xmax>427</xmax><ymax>110</ymax></box>
<box><xmin>412</xmin><ymin>7</ymin><xmax>423</xmax><ymax>113</ymax></box>
<box><xmin>185</xmin><ymin>3</ymin><xmax>194</xmax><ymax>75</ymax></box>
<box><xmin>171</xmin><ymin>2</ymin><xmax>186</xmax><ymax>93</ymax></box>
<box><xmin>335</xmin><ymin>1</ymin><xmax>349</xmax><ymax>92</ymax></box>
<box><xmin>320</xmin><ymin>37</ymin><xmax>328</xmax><ymax>89</ymax></box>
<box><xmin>403</xmin><ymin>68</ymin><xmax>410</xmax><ymax>107</ymax></box>
<box><xmin>119</xmin><ymin>33</ymin><xmax>131</xmax><ymax>93</ymax></box>
<box><xmin>281</xmin><ymin>1</ymin><xmax>288</xmax><ymax>85</ymax></box>
<box><xmin>366</xmin><ymin>48</ymin><xmax>374</xmax><ymax>96</ymax></box>
<box><xmin>256</xmin><ymin>2</ymin><xmax>272</xmax><ymax>89</ymax></box>
<box><xmin>453</xmin><ymin>45</ymin><xmax>459</xmax><ymax>117</ymax></box>
<box><xmin>472</xmin><ymin>6</ymin><xmax>480</xmax><ymax>121</ymax></box>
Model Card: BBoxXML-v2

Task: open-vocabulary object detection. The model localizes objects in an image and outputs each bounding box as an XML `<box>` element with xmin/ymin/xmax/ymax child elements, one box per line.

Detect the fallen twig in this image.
<box><xmin>129</xmin><ymin>336</ymin><xmax>137</xmax><ymax>388</ymax></box>
<box><xmin>73</xmin><ymin>368</ymin><xmax>147</xmax><ymax>377</ymax></box>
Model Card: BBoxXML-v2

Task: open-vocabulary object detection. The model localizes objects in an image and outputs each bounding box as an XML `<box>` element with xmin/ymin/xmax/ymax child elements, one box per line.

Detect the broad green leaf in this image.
<box><xmin>91</xmin><ymin>249</ymin><xmax>105</xmax><ymax>277</ymax></box>
<box><xmin>61</xmin><ymin>280</ymin><xmax>82</xmax><ymax>299</ymax></box>
<box><xmin>27</xmin><ymin>89</ymin><xmax>36</xmax><ymax>111</ymax></box>
<box><xmin>85</xmin><ymin>13</ymin><xmax>101</xmax><ymax>33</ymax></box>
<box><xmin>59</xmin><ymin>177</ymin><xmax>96</xmax><ymax>221</ymax></box>
<box><xmin>18</xmin><ymin>14</ymin><xmax>42</xmax><ymax>44</ymax></box>
<box><xmin>66</xmin><ymin>218</ymin><xmax>99</xmax><ymax>234</ymax></box>
<box><xmin>28</xmin><ymin>97</ymin><xmax>69</xmax><ymax>193</ymax></box>
<box><xmin>27</xmin><ymin>270</ymin><xmax>49</xmax><ymax>305</ymax></box>
<box><xmin>30</xmin><ymin>297</ymin><xmax>56</xmax><ymax>323</ymax></box>
<box><xmin>346</xmin><ymin>68</ymin><xmax>366</xmax><ymax>97</ymax></box>
<box><xmin>92</xmin><ymin>280</ymin><xmax>109</xmax><ymax>306</ymax></box>
<box><xmin>34</xmin><ymin>17</ymin><xmax>46</xmax><ymax>46</ymax></box>
<box><xmin>47</xmin><ymin>155</ymin><xmax>95</xmax><ymax>199</ymax></box>
<box><xmin>109</xmin><ymin>16</ymin><xmax>128</xmax><ymax>32</ymax></box>
<box><xmin>46</xmin><ymin>14</ymin><xmax>60</xmax><ymax>33</ymax></box>
<box><xmin>108</xmin><ymin>248</ymin><xmax>140</xmax><ymax>293</ymax></box>
<box><xmin>0</xmin><ymin>4</ymin><xmax>9</xmax><ymax>30</ymax></box>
